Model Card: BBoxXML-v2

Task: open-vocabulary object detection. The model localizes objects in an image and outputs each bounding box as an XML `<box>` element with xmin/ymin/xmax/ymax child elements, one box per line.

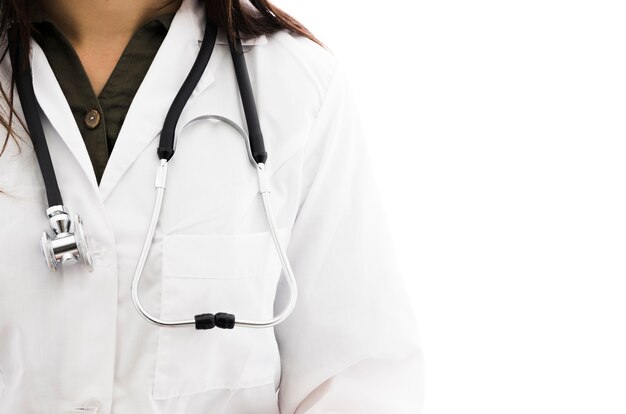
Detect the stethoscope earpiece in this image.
<box><xmin>40</xmin><ymin>206</ymin><xmax>93</xmax><ymax>272</ymax></box>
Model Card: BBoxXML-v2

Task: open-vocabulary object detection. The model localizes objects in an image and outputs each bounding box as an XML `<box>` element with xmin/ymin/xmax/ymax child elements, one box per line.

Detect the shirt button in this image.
<box><xmin>84</xmin><ymin>109</ymin><xmax>101</xmax><ymax>129</ymax></box>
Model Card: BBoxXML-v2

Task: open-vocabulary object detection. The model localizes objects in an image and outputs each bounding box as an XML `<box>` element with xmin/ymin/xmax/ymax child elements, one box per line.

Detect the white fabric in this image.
<box><xmin>0</xmin><ymin>0</ymin><xmax>423</xmax><ymax>412</ymax></box>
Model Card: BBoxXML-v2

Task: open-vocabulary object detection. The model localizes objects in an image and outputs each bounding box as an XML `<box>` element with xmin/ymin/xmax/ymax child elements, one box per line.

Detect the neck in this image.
<box><xmin>37</xmin><ymin>0</ymin><xmax>183</xmax><ymax>47</ymax></box>
<box><xmin>35</xmin><ymin>0</ymin><xmax>184</xmax><ymax>97</ymax></box>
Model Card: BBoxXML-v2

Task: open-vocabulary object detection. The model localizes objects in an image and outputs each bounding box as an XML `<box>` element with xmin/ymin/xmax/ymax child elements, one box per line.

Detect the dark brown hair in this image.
<box><xmin>0</xmin><ymin>0</ymin><xmax>322</xmax><ymax>157</ymax></box>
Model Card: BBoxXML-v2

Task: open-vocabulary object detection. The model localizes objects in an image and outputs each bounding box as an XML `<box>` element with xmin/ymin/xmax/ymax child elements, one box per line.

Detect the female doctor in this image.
<box><xmin>0</xmin><ymin>0</ymin><xmax>422</xmax><ymax>412</ymax></box>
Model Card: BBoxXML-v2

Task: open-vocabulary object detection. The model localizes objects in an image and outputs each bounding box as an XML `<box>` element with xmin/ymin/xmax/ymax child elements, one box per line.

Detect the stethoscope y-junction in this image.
<box><xmin>8</xmin><ymin>10</ymin><xmax>298</xmax><ymax>331</ymax></box>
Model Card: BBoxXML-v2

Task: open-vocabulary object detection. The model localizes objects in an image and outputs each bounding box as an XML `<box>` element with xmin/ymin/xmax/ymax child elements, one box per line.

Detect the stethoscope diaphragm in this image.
<box><xmin>40</xmin><ymin>207</ymin><xmax>93</xmax><ymax>272</ymax></box>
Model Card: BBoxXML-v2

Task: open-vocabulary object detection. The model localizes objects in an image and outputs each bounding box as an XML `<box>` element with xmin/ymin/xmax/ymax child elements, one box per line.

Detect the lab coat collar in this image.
<box><xmin>30</xmin><ymin>0</ymin><xmax>266</xmax><ymax>203</ymax></box>
<box><xmin>96</xmin><ymin>1</ymin><xmax>267</xmax><ymax>202</ymax></box>
<box><xmin>97</xmin><ymin>0</ymin><xmax>207</xmax><ymax>202</ymax></box>
<box><xmin>30</xmin><ymin>42</ymin><xmax>98</xmax><ymax>195</ymax></box>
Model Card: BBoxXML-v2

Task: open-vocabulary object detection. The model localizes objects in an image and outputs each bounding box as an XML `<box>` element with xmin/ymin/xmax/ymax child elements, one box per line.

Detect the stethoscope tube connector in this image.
<box><xmin>194</xmin><ymin>313</ymin><xmax>236</xmax><ymax>330</ymax></box>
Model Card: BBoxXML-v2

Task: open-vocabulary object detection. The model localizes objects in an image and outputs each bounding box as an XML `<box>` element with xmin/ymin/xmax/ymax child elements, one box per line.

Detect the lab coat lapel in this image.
<box><xmin>98</xmin><ymin>0</ymin><xmax>216</xmax><ymax>202</ymax></box>
<box><xmin>30</xmin><ymin>41</ymin><xmax>100</xmax><ymax>194</ymax></box>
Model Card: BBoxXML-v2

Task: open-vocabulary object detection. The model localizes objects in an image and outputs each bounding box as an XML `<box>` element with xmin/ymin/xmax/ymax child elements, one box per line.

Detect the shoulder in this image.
<box><xmin>232</xmin><ymin>29</ymin><xmax>349</xmax><ymax>167</ymax></box>
<box><xmin>246</xmin><ymin>29</ymin><xmax>341</xmax><ymax>116</ymax></box>
<box><xmin>239</xmin><ymin>29</ymin><xmax>361</xmax><ymax>173</ymax></box>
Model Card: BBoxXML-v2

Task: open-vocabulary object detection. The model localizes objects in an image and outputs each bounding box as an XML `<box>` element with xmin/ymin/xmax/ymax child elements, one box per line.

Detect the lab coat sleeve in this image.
<box><xmin>275</xmin><ymin>61</ymin><xmax>424</xmax><ymax>413</ymax></box>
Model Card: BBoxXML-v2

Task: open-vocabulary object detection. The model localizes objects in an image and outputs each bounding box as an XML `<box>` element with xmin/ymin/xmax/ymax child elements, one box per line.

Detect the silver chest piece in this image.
<box><xmin>41</xmin><ymin>205</ymin><xmax>93</xmax><ymax>272</ymax></box>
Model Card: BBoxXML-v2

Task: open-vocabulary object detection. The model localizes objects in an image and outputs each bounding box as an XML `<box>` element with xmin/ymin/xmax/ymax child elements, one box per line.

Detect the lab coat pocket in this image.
<box><xmin>153</xmin><ymin>228</ymin><xmax>290</xmax><ymax>400</ymax></box>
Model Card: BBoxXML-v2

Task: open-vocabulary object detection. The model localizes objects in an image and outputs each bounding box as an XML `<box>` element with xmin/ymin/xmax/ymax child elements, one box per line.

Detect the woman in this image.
<box><xmin>0</xmin><ymin>0</ymin><xmax>422</xmax><ymax>412</ymax></box>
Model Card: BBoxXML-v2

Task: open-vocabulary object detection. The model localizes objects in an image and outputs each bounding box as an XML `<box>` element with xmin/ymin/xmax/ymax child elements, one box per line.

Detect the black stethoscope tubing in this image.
<box><xmin>9</xmin><ymin>8</ymin><xmax>266</xmax><ymax>209</ymax></box>
<box><xmin>10</xmin><ymin>27</ymin><xmax>63</xmax><ymax>207</ymax></box>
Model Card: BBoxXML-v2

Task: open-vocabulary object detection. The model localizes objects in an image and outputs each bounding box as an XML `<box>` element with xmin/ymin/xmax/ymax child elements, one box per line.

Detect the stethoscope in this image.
<box><xmin>8</xmin><ymin>10</ymin><xmax>298</xmax><ymax>331</ymax></box>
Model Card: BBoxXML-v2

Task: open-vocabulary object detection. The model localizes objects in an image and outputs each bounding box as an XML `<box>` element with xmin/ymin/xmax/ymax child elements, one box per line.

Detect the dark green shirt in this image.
<box><xmin>31</xmin><ymin>11</ymin><xmax>176</xmax><ymax>183</ymax></box>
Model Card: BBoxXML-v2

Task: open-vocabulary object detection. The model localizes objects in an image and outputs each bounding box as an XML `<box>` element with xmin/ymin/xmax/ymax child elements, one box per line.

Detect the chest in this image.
<box><xmin>0</xmin><ymin>74</ymin><xmax>307</xmax><ymax>407</ymax></box>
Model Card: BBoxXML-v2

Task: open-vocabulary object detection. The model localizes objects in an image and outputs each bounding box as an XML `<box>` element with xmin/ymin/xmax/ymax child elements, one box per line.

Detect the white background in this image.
<box><xmin>273</xmin><ymin>1</ymin><xmax>626</xmax><ymax>413</ymax></box>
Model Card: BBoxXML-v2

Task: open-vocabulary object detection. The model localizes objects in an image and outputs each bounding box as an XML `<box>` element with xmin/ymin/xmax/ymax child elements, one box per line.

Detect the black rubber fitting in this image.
<box><xmin>195</xmin><ymin>313</ymin><xmax>216</xmax><ymax>330</ymax></box>
<box><xmin>215</xmin><ymin>313</ymin><xmax>236</xmax><ymax>329</ymax></box>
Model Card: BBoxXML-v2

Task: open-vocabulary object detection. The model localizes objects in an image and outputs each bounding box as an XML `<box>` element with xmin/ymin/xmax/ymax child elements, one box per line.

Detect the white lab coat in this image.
<box><xmin>0</xmin><ymin>0</ymin><xmax>423</xmax><ymax>412</ymax></box>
